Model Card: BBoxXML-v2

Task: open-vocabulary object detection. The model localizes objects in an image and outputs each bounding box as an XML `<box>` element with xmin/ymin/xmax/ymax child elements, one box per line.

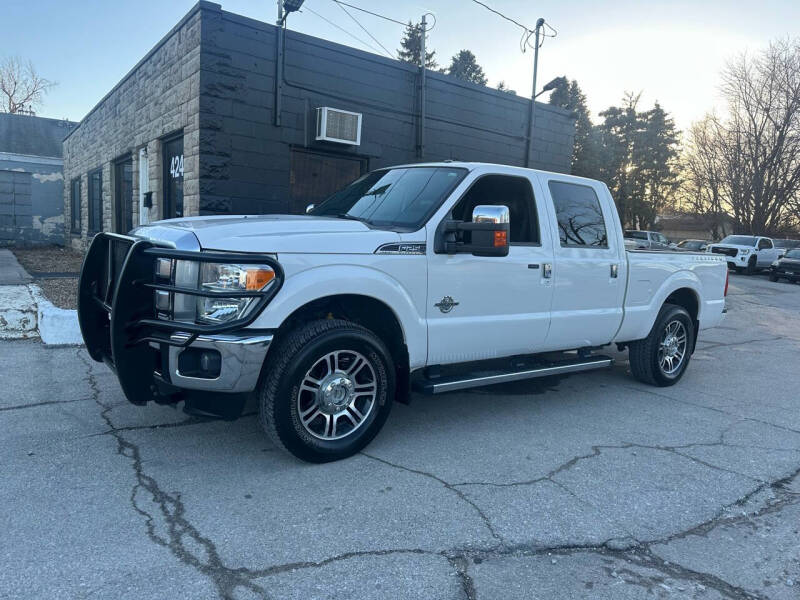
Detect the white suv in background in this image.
<box><xmin>706</xmin><ymin>235</ymin><xmax>782</xmax><ymax>274</ymax></box>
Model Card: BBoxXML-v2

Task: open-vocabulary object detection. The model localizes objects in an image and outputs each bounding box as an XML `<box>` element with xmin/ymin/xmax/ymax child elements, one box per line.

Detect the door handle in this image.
<box><xmin>610</xmin><ymin>264</ymin><xmax>619</xmax><ymax>278</ymax></box>
<box><xmin>528</xmin><ymin>263</ymin><xmax>540</xmax><ymax>269</ymax></box>
<box><xmin>542</xmin><ymin>263</ymin><xmax>552</xmax><ymax>278</ymax></box>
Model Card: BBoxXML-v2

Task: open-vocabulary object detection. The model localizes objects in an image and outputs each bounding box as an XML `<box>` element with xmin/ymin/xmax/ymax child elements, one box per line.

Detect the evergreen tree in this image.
<box><xmin>496</xmin><ymin>81</ymin><xmax>516</xmax><ymax>94</ymax></box>
<box><xmin>397</xmin><ymin>22</ymin><xmax>437</xmax><ymax>68</ymax></box>
<box><xmin>548</xmin><ymin>77</ymin><xmax>593</xmax><ymax>178</ymax></box>
<box><xmin>446</xmin><ymin>50</ymin><xmax>488</xmax><ymax>86</ymax></box>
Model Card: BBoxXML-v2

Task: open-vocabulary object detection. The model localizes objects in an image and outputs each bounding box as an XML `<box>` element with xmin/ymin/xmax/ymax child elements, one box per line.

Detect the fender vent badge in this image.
<box><xmin>435</xmin><ymin>296</ymin><xmax>459</xmax><ymax>313</ymax></box>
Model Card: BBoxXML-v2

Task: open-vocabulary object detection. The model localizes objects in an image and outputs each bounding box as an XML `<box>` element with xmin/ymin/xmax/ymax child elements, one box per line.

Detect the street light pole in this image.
<box><xmin>524</xmin><ymin>18</ymin><xmax>545</xmax><ymax>168</ymax></box>
<box><xmin>418</xmin><ymin>14</ymin><xmax>427</xmax><ymax>159</ymax></box>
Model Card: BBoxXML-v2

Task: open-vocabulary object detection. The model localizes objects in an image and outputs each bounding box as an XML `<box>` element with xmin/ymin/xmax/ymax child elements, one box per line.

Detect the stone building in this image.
<box><xmin>1</xmin><ymin>113</ymin><xmax>76</xmax><ymax>245</ymax></box>
<box><xmin>63</xmin><ymin>1</ymin><xmax>575</xmax><ymax>249</ymax></box>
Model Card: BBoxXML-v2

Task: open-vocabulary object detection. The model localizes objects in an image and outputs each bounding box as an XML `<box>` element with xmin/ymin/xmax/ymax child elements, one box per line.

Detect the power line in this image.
<box><xmin>303</xmin><ymin>5</ymin><xmax>386</xmax><ymax>56</ymax></box>
<box><xmin>331</xmin><ymin>0</ymin><xmax>395</xmax><ymax>59</ymax></box>
<box><xmin>470</xmin><ymin>0</ymin><xmax>532</xmax><ymax>32</ymax></box>
<box><xmin>331</xmin><ymin>0</ymin><xmax>408</xmax><ymax>27</ymax></box>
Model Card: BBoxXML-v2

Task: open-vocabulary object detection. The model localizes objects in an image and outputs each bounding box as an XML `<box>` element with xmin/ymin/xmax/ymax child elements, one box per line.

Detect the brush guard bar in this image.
<box><xmin>77</xmin><ymin>232</ymin><xmax>283</xmax><ymax>405</ymax></box>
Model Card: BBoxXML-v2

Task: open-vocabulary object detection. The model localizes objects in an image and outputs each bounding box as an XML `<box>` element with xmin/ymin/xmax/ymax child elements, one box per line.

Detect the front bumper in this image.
<box><xmin>77</xmin><ymin>233</ymin><xmax>283</xmax><ymax>404</ymax></box>
<box><xmin>163</xmin><ymin>332</ymin><xmax>273</xmax><ymax>392</ymax></box>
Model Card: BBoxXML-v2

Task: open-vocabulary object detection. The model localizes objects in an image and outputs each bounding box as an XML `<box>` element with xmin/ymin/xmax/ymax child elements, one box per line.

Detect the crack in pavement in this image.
<box><xmin>695</xmin><ymin>336</ymin><xmax>786</xmax><ymax>351</ymax></box>
<box><xmin>360</xmin><ymin>451</ymin><xmax>505</xmax><ymax>546</ymax></box>
<box><xmin>76</xmin><ymin>349</ymin><xmax>274</xmax><ymax>600</ymax></box>
<box><xmin>0</xmin><ymin>397</ymin><xmax>94</xmax><ymax>412</ymax></box>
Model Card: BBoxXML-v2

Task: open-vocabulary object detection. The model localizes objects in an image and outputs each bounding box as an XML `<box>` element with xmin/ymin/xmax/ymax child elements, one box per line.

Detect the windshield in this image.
<box><xmin>785</xmin><ymin>249</ymin><xmax>800</xmax><ymax>259</ymax></box>
<box><xmin>721</xmin><ymin>235</ymin><xmax>757</xmax><ymax>246</ymax></box>
<box><xmin>311</xmin><ymin>167</ymin><xmax>468</xmax><ymax>230</ymax></box>
<box><xmin>625</xmin><ymin>231</ymin><xmax>648</xmax><ymax>240</ymax></box>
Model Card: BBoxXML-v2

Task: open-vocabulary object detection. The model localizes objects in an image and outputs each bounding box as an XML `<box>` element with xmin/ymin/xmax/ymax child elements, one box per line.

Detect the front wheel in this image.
<box><xmin>769</xmin><ymin>272</ymin><xmax>779</xmax><ymax>282</ymax></box>
<box><xmin>628</xmin><ymin>304</ymin><xmax>695</xmax><ymax>387</ymax></box>
<box><xmin>258</xmin><ymin>319</ymin><xmax>394</xmax><ymax>463</ymax></box>
<box><xmin>745</xmin><ymin>256</ymin><xmax>757</xmax><ymax>275</ymax></box>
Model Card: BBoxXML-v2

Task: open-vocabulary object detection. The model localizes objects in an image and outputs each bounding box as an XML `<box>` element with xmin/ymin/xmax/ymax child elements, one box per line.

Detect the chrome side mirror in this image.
<box><xmin>305</xmin><ymin>204</ymin><xmax>315</xmax><ymax>214</ymax></box>
<box><xmin>472</xmin><ymin>204</ymin><xmax>510</xmax><ymax>225</ymax></box>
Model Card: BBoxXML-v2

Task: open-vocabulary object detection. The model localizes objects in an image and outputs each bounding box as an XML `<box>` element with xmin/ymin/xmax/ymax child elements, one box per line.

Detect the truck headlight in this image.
<box><xmin>739</xmin><ymin>249</ymin><xmax>749</xmax><ymax>255</ymax></box>
<box><xmin>197</xmin><ymin>263</ymin><xmax>276</xmax><ymax>324</ymax></box>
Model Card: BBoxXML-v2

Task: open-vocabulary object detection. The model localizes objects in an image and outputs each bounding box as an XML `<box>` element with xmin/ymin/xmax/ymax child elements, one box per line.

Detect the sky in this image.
<box><xmin>3</xmin><ymin>0</ymin><xmax>798</xmax><ymax>132</ymax></box>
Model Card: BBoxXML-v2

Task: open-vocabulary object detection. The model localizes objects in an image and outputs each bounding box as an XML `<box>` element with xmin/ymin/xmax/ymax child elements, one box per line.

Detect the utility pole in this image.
<box><xmin>417</xmin><ymin>14</ymin><xmax>427</xmax><ymax>160</ymax></box>
<box><xmin>524</xmin><ymin>18</ymin><xmax>545</xmax><ymax>168</ymax></box>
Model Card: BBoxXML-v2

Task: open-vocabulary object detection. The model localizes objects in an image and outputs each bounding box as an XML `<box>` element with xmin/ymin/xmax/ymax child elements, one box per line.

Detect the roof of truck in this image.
<box><xmin>386</xmin><ymin>161</ymin><xmax>598</xmax><ymax>184</ymax></box>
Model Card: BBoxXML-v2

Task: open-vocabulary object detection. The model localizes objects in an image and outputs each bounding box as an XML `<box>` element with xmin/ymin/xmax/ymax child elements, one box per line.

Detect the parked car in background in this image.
<box><xmin>624</xmin><ymin>230</ymin><xmax>671</xmax><ymax>250</ymax></box>
<box><xmin>769</xmin><ymin>249</ymin><xmax>800</xmax><ymax>283</ymax></box>
<box><xmin>773</xmin><ymin>239</ymin><xmax>800</xmax><ymax>258</ymax></box>
<box><xmin>676</xmin><ymin>239</ymin><xmax>710</xmax><ymax>252</ymax></box>
<box><xmin>706</xmin><ymin>235</ymin><xmax>782</xmax><ymax>274</ymax></box>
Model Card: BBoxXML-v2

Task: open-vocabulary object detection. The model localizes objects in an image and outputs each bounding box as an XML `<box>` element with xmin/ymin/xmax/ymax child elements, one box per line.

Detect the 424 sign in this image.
<box><xmin>169</xmin><ymin>154</ymin><xmax>184</xmax><ymax>179</ymax></box>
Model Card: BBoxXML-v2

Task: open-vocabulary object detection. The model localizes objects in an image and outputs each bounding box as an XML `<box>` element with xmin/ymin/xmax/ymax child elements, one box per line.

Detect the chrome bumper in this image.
<box><xmin>165</xmin><ymin>332</ymin><xmax>273</xmax><ymax>393</ymax></box>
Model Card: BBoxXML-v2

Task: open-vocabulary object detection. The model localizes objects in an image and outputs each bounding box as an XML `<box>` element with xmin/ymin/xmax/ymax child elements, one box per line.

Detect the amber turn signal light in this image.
<box><xmin>245</xmin><ymin>268</ymin><xmax>276</xmax><ymax>290</ymax></box>
<box><xmin>494</xmin><ymin>230</ymin><xmax>508</xmax><ymax>247</ymax></box>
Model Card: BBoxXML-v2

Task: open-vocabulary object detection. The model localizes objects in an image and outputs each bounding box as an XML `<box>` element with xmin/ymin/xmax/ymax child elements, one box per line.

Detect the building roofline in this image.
<box><xmin>63</xmin><ymin>1</ymin><xmax>221</xmax><ymax>143</ymax></box>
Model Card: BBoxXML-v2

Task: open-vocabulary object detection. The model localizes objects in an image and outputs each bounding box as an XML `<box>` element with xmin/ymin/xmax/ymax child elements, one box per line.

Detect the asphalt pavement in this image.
<box><xmin>2</xmin><ymin>273</ymin><xmax>799</xmax><ymax>599</ymax></box>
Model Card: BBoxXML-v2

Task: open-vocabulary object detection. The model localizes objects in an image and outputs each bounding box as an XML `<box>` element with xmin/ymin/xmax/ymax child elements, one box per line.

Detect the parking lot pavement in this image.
<box><xmin>1</xmin><ymin>272</ymin><xmax>799</xmax><ymax>599</ymax></box>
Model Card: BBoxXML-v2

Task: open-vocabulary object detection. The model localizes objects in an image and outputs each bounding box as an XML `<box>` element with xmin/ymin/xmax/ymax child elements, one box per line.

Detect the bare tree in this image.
<box><xmin>684</xmin><ymin>39</ymin><xmax>800</xmax><ymax>234</ymax></box>
<box><xmin>0</xmin><ymin>56</ymin><xmax>56</xmax><ymax>115</ymax></box>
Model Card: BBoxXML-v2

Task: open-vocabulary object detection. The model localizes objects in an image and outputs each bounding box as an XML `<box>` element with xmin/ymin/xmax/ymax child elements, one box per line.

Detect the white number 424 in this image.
<box><xmin>169</xmin><ymin>155</ymin><xmax>184</xmax><ymax>179</ymax></box>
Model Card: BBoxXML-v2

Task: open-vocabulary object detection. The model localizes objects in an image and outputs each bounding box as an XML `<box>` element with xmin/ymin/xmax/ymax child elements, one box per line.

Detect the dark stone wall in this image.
<box><xmin>198</xmin><ymin>5</ymin><xmax>575</xmax><ymax>215</ymax></box>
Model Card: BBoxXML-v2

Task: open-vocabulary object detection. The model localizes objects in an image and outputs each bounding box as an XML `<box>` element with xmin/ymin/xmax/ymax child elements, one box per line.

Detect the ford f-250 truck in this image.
<box><xmin>78</xmin><ymin>162</ymin><xmax>728</xmax><ymax>462</ymax></box>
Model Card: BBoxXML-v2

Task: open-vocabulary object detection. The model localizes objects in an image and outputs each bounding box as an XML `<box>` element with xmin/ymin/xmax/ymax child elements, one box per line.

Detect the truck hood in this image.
<box><xmin>136</xmin><ymin>214</ymin><xmax>402</xmax><ymax>254</ymax></box>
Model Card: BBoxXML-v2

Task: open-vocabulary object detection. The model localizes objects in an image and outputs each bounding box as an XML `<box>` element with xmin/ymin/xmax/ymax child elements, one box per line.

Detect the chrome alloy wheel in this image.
<box><xmin>658</xmin><ymin>320</ymin><xmax>687</xmax><ymax>376</ymax></box>
<box><xmin>296</xmin><ymin>350</ymin><xmax>378</xmax><ymax>440</ymax></box>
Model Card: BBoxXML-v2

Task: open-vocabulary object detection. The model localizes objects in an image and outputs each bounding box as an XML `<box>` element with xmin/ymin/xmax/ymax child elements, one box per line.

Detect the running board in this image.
<box><xmin>418</xmin><ymin>355</ymin><xmax>614</xmax><ymax>394</ymax></box>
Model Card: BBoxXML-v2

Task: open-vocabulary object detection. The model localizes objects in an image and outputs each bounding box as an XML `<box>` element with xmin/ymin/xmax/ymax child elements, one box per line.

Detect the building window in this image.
<box><xmin>70</xmin><ymin>177</ymin><xmax>81</xmax><ymax>233</ymax></box>
<box><xmin>88</xmin><ymin>168</ymin><xmax>103</xmax><ymax>234</ymax></box>
<box><xmin>548</xmin><ymin>181</ymin><xmax>608</xmax><ymax>248</ymax></box>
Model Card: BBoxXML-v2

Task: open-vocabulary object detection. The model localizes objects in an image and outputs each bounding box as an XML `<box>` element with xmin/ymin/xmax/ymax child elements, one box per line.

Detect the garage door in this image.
<box><xmin>289</xmin><ymin>150</ymin><xmax>366</xmax><ymax>214</ymax></box>
<box><xmin>0</xmin><ymin>170</ymin><xmax>32</xmax><ymax>242</ymax></box>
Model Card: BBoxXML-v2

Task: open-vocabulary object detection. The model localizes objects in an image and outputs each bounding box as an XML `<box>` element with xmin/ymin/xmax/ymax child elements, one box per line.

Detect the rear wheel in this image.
<box><xmin>769</xmin><ymin>272</ymin><xmax>779</xmax><ymax>282</ymax></box>
<box><xmin>628</xmin><ymin>304</ymin><xmax>694</xmax><ymax>387</ymax></box>
<box><xmin>258</xmin><ymin>319</ymin><xmax>394</xmax><ymax>463</ymax></box>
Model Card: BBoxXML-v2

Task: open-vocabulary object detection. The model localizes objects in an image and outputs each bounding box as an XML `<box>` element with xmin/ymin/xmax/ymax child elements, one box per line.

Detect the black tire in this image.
<box><xmin>769</xmin><ymin>272</ymin><xmax>779</xmax><ymax>282</ymax></box>
<box><xmin>734</xmin><ymin>267</ymin><xmax>744</xmax><ymax>274</ymax></box>
<box><xmin>258</xmin><ymin>319</ymin><xmax>394</xmax><ymax>463</ymax></box>
<box><xmin>628</xmin><ymin>303</ymin><xmax>695</xmax><ymax>387</ymax></box>
<box><xmin>745</xmin><ymin>256</ymin><xmax>757</xmax><ymax>275</ymax></box>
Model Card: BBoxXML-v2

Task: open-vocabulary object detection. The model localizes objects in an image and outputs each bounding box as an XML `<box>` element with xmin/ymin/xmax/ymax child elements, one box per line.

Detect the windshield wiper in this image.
<box><xmin>334</xmin><ymin>214</ymin><xmax>366</xmax><ymax>222</ymax></box>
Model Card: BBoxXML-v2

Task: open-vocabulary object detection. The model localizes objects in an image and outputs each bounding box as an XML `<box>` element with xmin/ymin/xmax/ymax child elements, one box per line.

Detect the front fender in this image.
<box><xmin>247</xmin><ymin>263</ymin><xmax>427</xmax><ymax>368</ymax></box>
<box><xmin>615</xmin><ymin>269</ymin><xmax>703</xmax><ymax>343</ymax></box>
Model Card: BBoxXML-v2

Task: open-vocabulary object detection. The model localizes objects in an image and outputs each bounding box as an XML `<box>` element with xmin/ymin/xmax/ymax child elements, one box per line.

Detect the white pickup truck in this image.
<box><xmin>706</xmin><ymin>235</ymin><xmax>783</xmax><ymax>274</ymax></box>
<box><xmin>78</xmin><ymin>162</ymin><xmax>728</xmax><ymax>462</ymax></box>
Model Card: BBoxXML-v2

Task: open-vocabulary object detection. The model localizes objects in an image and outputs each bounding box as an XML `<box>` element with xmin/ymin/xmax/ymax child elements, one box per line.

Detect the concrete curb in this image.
<box><xmin>28</xmin><ymin>285</ymin><xmax>83</xmax><ymax>346</ymax></box>
<box><xmin>0</xmin><ymin>285</ymin><xmax>38</xmax><ymax>339</ymax></box>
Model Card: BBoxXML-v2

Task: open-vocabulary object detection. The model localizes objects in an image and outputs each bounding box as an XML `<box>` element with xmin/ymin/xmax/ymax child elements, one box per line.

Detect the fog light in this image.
<box><xmin>155</xmin><ymin>290</ymin><xmax>171</xmax><ymax>311</ymax></box>
<box><xmin>155</xmin><ymin>258</ymin><xmax>173</xmax><ymax>279</ymax></box>
<box><xmin>178</xmin><ymin>348</ymin><xmax>222</xmax><ymax>378</ymax></box>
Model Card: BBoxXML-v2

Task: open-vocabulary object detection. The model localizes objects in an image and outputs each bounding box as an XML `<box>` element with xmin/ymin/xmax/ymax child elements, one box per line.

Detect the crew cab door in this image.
<box><xmin>425</xmin><ymin>172</ymin><xmax>554</xmax><ymax>365</ymax></box>
<box><xmin>756</xmin><ymin>238</ymin><xmax>779</xmax><ymax>266</ymax></box>
<box><xmin>540</xmin><ymin>177</ymin><xmax>627</xmax><ymax>349</ymax></box>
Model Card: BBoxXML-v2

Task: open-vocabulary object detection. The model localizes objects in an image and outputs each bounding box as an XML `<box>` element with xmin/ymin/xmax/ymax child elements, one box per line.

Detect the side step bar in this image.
<box><xmin>418</xmin><ymin>355</ymin><xmax>614</xmax><ymax>394</ymax></box>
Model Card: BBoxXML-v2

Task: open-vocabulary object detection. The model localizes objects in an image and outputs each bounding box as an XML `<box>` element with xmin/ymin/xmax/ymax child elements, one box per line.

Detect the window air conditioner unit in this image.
<box><xmin>316</xmin><ymin>107</ymin><xmax>362</xmax><ymax>145</ymax></box>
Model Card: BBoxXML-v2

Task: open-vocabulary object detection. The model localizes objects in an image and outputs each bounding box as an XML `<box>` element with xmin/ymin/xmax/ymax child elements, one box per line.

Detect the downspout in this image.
<box><xmin>417</xmin><ymin>14</ymin><xmax>427</xmax><ymax>160</ymax></box>
<box><xmin>274</xmin><ymin>3</ymin><xmax>284</xmax><ymax>127</ymax></box>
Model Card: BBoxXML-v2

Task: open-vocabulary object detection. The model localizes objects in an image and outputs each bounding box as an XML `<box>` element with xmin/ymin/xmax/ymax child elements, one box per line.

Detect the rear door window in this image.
<box><xmin>549</xmin><ymin>181</ymin><xmax>608</xmax><ymax>247</ymax></box>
